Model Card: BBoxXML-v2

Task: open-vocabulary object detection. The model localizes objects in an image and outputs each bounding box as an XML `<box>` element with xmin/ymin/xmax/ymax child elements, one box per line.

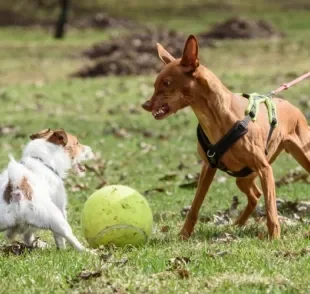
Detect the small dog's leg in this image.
<box><xmin>258</xmin><ymin>164</ymin><xmax>280</xmax><ymax>239</ymax></box>
<box><xmin>5</xmin><ymin>227</ymin><xmax>18</xmax><ymax>241</ymax></box>
<box><xmin>53</xmin><ymin>201</ymin><xmax>67</xmax><ymax>249</ymax></box>
<box><xmin>234</xmin><ymin>176</ymin><xmax>262</xmax><ymax>226</ymax></box>
<box><xmin>46</xmin><ymin>203</ymin><xmax>85</xmax><ymax>251</ymax></box>
<box><xmin>23</xmin><ymin>228</ymin><xmax>36</xmax><ymax>246</ymax></box>
<box><xmin>25</xmin><ymin>202</ymin><xmax>85</xmax><ymax>251</ymax></box>
<box><xmin>53</xmin><ymin>233</ymin><xmax>66</xmax><ymax>249</ymax></box>
<box><xmin>179</xmin><ymin>163</ymin><xmax>216</xmax><ymax>240</ymax></box>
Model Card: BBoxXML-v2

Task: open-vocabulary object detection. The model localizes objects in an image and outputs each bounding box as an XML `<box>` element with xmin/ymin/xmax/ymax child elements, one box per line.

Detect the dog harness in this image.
<box><xmin>21</xmin><ymin>156</ymin><xmax>62</xmax><ymax>179</ymax></box>
<box><xmin>197</xmin><ymin>93</ymin><xmax>277</xmax><ymax>178</ymax></box>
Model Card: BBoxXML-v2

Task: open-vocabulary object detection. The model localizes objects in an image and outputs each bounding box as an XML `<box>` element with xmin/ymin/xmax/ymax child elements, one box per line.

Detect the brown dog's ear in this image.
<box><xmin>180</xmin><ymin>35</ymin><xmax>199</xmax><ymax>72</ymax></box>
<box><xmin>47</xmin><ymin>129</ymin><xmax>68</xmax><ymax>146</ymax></box>
<box><xmin>157</xmin><ymin>43</ymin><xmax>175</xmax><ymax>65</ymax></box>
<box><xmin>29</xmin><ymin>128</ymin><xmax>51</xmax><ymax>140</ymax></box>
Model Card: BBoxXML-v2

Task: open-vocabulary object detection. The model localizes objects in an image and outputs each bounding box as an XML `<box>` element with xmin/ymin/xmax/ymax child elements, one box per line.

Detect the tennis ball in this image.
<box><xmin>81</xmin><ymin>185</ymin><xmax>153</xmax><ymax>248</ymax></box>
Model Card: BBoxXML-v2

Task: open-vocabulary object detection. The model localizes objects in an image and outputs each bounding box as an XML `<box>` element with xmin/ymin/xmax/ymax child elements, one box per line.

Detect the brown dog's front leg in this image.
<box><xmin>234</xmin><ymin>176</ymin><xmax>261</xmax><ymax>226</ymax></box>
<box><xmin>258</xmin><ymin>164</ymin><xmax>280</xmax><ymax>239</ymax></box>
<box><xmin>179</xmin><ymin>163</ymin><xmax>216</xmax><ymax>240</ymax></box>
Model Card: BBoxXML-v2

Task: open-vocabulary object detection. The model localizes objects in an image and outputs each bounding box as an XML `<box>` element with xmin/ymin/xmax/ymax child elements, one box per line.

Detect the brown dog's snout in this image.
<box><xmin>142</xmin><ymin>100</ymin><xmax>153</xmax><ymax>112</ymax></box>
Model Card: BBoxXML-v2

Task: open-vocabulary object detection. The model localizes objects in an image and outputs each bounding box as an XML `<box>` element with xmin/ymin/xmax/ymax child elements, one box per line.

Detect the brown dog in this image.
<box><xmin>142</xmin><ymin>35</ymin><xmax>310</xmax><ymax>240</ymax></box>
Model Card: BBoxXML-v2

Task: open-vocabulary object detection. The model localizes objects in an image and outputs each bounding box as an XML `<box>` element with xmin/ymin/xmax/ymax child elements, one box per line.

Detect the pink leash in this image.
<box><xmin>270</xmin><ymin>71</ymin><xmax>310</xmax><ymax>96</ymax></box>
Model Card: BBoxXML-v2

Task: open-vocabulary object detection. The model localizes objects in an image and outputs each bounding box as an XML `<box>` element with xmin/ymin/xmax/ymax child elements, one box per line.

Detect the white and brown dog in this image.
<box><xmin>0</xmin><ymin>128</ymin><xmax>93</xmax><ymax>251</ymax></box>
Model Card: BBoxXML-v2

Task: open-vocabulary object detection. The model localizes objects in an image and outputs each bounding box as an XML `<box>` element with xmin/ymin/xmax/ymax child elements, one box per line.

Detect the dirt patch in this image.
<box><xmin>74</xmin><ymin>12</ymin><xmax>138</xmax><ymax>29</ymax></box>
<box><xmin>72</xmin><ymin>27</ymin><xmax>212</xmax><ymax>77</ymax></box>
<box><xmin>199</xmin><ymin>17</ymin><xmax>284</xmax><ymax>40</ymax></box>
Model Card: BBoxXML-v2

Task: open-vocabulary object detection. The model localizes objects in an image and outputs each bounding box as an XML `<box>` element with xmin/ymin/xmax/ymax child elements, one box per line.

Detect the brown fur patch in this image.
<box><xmin>64</xmin><ymin>133</ymin><xmax>83</xmax><ymax>159</ymax></box>
<box><xmin>30</xmin><ymin>128</ymin><xmax>84</xmax><ymax>159</ymax></box>
<box><xmin>47</xmin><ymin>129</ymin><xmax>68</xmax><ymax>146</ymax></box>
<box><xmin>29</xmin><ymin>128</ymin><xmax>51</xmax><ymax>140</ymax></box>
<box><xmin>20</xmin><ymin>177</ymin><xmax>33</xmax><ymax>201</ymax></box>
<box><xmin>3</xmin><ymin>177</ymin><xmax>32</xmax><ymax>203</ymax></box>
<box><xmin>4</xmin><ymin>180</ymin><xmax>13</xmax><ymax>204</ymax></box>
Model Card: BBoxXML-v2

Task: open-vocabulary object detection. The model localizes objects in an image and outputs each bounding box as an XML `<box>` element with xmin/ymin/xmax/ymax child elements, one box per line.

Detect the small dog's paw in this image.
<box><xmin>178</xmin><ymin>230</ymin><xmax>191</xmax><ymax>241</ymax></box>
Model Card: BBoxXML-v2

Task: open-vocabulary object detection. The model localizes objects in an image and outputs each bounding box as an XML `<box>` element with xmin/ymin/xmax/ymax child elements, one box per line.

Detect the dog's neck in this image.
<box><xmin>22</xmin><ymin>139</ymin><xmax>71</xmax><ymax>179</ymax></box>
<box><xmin>190</xmin><ymin>66</ymin><xmax>241</xmax><ymax>144</ymax></box>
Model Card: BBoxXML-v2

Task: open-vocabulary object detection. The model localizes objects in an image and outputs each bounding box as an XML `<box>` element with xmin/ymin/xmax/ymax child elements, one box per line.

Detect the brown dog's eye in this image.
<box><xmin>163</xmin><ymin>80</ymin><xmax>171</xmax><ymax>87</ymax></box>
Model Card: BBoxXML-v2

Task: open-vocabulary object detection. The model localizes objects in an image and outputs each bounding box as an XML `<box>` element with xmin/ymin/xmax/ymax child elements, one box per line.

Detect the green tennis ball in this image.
<box><xmin>81</xmin><ymin>185</ymin><xmax>153</xmax><ymax>248</ymax></box>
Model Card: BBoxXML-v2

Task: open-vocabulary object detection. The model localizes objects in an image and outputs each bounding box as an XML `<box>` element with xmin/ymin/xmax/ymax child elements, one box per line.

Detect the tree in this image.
<box><xmin>54</xmin><ymin>0</ymin><xmax>70</xmax><ymax>39</ymax></box>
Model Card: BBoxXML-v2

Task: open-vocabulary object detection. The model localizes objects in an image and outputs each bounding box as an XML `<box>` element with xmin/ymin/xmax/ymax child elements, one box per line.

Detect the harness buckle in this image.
<box><xmin>249</xmin><ymin>111</ymin><xmax>255</xmax><ymax>118</ymax></box>
<box><xmin>271</xmin><ymin>118</ymin><xmax>277</xmax><ymax>126</ymax></box>
<box><xmin>207</xmin><ymin>150</ymin><xmax>216</xmax><ymax>158</ymax></box>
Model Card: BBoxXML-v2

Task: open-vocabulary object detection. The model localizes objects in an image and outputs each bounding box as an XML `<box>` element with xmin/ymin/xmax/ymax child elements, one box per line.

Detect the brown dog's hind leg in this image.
<box><xmin>284</xmin><ymin>130</ymin><xmax>310</xmax><ymax>174</ymax></box>
<box><xmin>179</xmin><ymin>163</ymin><xmax>216</xmax><ymax>240</ymax></box>
<box><xmin>234</xmin><ymin>175</ymin><xmax>262</xmax><ymax>226</ymax></box>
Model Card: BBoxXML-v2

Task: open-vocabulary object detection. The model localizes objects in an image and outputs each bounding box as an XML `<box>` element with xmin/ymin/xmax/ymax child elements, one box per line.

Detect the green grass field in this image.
<box><xmin>1</xmin><ymin>1</ymin><xmax>310</xmax><ymax>293</ymax></box>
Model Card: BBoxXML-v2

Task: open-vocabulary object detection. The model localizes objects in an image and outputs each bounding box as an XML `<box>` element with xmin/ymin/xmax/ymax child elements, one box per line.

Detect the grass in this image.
<box><xmin>1</xmin><ymin>1</ymin><xmax>310</xmax><ymax>293</ymax></box>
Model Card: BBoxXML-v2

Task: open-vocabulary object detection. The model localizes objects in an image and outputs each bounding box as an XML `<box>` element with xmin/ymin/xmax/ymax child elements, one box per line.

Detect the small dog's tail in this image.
<box><xmin>7</xmin><ymin>156</ymin><xmax>28</xmax><ymax>187</ymax></box>
<box><xmin>7</xmin><ymin>156</ymin><xmax>33</xmax><ymax>202</ymax></box>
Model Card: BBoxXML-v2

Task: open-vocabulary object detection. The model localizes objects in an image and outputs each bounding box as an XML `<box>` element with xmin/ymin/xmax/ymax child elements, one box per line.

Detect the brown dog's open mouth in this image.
<box><xmin>152</xmin><ymin>104</ymin><xmax>171</xmax><ymax>120</ymax></box>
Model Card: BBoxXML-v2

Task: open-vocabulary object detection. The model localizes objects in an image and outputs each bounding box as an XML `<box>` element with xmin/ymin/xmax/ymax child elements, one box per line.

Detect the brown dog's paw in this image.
<box><xmin>178</xmin><ymin>230</ymin><xmax>191</xmax><ymax>241</ymax></box>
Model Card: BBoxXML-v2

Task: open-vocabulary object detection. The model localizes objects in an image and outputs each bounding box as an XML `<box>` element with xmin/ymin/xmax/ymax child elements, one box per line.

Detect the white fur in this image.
<box><xmin>0</xmin><ymin>138</ymin><xmax>94</xmax><ymax>251</ymax></box>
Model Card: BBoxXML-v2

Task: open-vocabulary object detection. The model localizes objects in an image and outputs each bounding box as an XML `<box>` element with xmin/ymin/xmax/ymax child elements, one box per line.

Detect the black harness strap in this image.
<box><xmin>21</xmin><ymin>156</ymin><xmax>62</xmax><ymax>179</ymax></box>
<box><xmin>197</xmin><ymin>115</ymin><xmax>253</xmax><ymax>178</ymax></box>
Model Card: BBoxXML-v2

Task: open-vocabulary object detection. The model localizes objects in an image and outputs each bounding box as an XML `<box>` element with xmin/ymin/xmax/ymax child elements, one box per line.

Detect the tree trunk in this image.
<box><xmin>54</xmin><ymin>0</ymin><xmax>70</xmax><ymax>39</ymax></box>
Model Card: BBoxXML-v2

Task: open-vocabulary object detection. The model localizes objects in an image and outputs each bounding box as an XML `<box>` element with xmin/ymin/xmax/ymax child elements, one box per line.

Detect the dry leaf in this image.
<box><xmin>167</xmin><ymin>257</ymin><xmax>190</xmax><ymax>269</ymax></box>
<box><xmin>144</xmin><ymin>187</ymin><xmax>166</xmax><ymax>195</ymax></box>
<box><xmin>179</xmin><ymin>181</ymin><xmax>197</xmax><ymax>189</ymax></box>
<box><xmin>85</xmin><ymin>158</ymin><xmax>106</xmax><ymax>177</ymax></box>
<box><xmin>276</xmin><ymin>168</ymin><xmax>309</xmax><ymax>187</ymax></box>
<box><xmin>128</xmin><ymin>105</ymin><xmax>141</xmax><ymax>114</ymax></box>
<box><xmin>206</xmin><ymin>250</ymin><xmax>229</xmax><ymax>258</ymax></box>
<box><xmin>96</xmin><ymin>179</ymin><xmax>107</xmax><ymax>189</ymax></box>
<box><xmin>179</xmin><ymin>173</ymin><xmax>199</xmax><ymax>189</ymax></box>
<box><xmin>181</xmin><ymin>205</ymin><xmax>191</xmax><ymax>217</ymax></box>
<box><xmin>78</xmin><ymin>269</ymin><xmax>102</xmax><ymax>280</ymax></box>
<box><xmin>177</xmin><ymin>162</ymin><xmax>187</xmax><ymax>170</ymax></box>
<box><xmin>0</xmin><ymin>125</ymin><xmax>18</xmax><ymax>135</ymax></box>
<box><xmin>160</xmin><ymin>226</ymin><xmax>170</xmax><ymax>233</ymax></box>
<box><xmin>113</xmin><ymin>128</ymin><xmax>131</xmax><ymax>138</ymax></box>
<box><xmin>139</xmin><ymin>142</ymin><xmax>156</xmax><ymax>153</ymax></box>
<box><xmin>213</xmin><ymin>213</ymin><xmax>232</xmax><ymax>225</ymax></box>
<box><xmin>142</xmin><ymin>130</ymin><xmax>153</xmax><ymax>138</ymax></box>
<box><xmin>175</xmin><ymin>269</ymin><xmax>190</xmax><ymax>279</ymax></box>
<box><xmin>159</xmin><ymin>172</ymin><xmax>177</xmax><ymax>181</ymax></box>
<box><xmin>213</xmin><ymin>233</ymin><xmax>238</xmax><ymax>243</ymax></box>
<box><xmin>70</xmin><ymin>183</ymin><xmax>88</xmax><ymax>192</ymax></box>
<box><xmin>0</xmin><ymin>238</ymin><xmax>47</xmax><ymax>256</ymax></box>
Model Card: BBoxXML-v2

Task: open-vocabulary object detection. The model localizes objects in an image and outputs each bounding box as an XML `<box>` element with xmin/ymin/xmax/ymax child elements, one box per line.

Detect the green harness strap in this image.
<box><xmin>236</xmin><ymin>92</ymin><xmax>278</xmax><ymax>155</ymax></box>
<box><xmin>244</xmin><ymin>92</ymin><xmax>278</xmax><ymax>126</ymax></box>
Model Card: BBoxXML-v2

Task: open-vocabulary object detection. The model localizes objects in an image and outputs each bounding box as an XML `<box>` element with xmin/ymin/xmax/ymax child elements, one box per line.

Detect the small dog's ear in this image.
<box><xmin>180</xmin><ymin>35</ymin><xmax>199</xmax><ymax>72</ymax></box>
<box><xmin>157</xmin><ymin>43</ymin><xmax>175</xmax><ymax>65</ymax></box>
<box><xmin>48</xmin><ymin>129</ymin><xmax>68</xmax><ymax>146</ymax></box>
<box><xmin>29</xmin><ymin>128</ymin><xmax>51</xmax><ymax>140</ymax></box>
